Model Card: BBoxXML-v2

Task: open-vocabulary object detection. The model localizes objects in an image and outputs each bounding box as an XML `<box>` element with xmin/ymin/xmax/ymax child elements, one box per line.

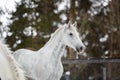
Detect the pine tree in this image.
<box><xmin>6</xmin><ymin>0</ymin><xmax>60</xmax><ymax>50</ymax></box>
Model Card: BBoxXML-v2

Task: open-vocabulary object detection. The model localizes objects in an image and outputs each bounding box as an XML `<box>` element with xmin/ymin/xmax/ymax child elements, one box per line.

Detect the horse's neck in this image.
<box><xmin>39</xmin><ymin>28</ymin><xmax>65</xmax><ymax>60</ymax></box>
<box><xmin>51</xmin><ymin>40</ymin><xmax>65</xmax><ymax>60</ymax></box>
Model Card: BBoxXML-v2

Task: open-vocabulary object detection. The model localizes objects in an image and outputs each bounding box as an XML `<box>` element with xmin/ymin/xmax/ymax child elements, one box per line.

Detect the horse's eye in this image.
<box><xmin>69</xmin><ymin>33</ymin><xmax>73</xmax><ymax>36</ymax></box>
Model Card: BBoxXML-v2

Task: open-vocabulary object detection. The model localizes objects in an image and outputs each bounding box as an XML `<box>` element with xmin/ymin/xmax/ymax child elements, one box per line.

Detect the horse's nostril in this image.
<box><xmin>76</xmin><ymin>46</ymin><xmax>83</xmax><ymax>52</ymax></box>
<box><xmin>76</xmin><ymin>47</ymin><xmax>80</xmax><ymax>52</ymax></box>
<box><xmin>80</xmin><ymin>47</ymin><xmax>83</xmax><ymax>51</ymax></box>
<box><xmin>76</xmin><ymin>46</ymin><xmax>85</xmax><ymax>52</ymax></box>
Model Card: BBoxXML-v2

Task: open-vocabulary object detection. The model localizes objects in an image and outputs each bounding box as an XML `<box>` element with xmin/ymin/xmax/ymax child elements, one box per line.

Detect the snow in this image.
<box><xmin>56</xmin><ymin>0</ymin><xmax>70</xmax><ymax>12</ymax></box>
<box><xmin>84</xmin><ymin>41</ymin><xmax>89</xmax><ymax>46</ymax></box>
<box><xmin>60</xmin><ymin>13</ymin><xmax>67</xmax><ymax>21</ymax></box>
<box><xmin>0</xmin><ymin>0</ymin><xmax>18</xmax><ymax>12</ymax></box>
<box><xmin>2</xmin><ymin>31</ymin><xmax>7</xmax><ymax>37</ymax></box>
<box><xmin>23</xmin><ymin>26</ymin><xmax>37</xmax><ymax>37</ymax></box>
<box><xmin>65</xmin><ymin>71</ymin><xmax>70</xmax><ymax>75</ymax></box>
<box><xmin>88</xmin><ymin>76</ymin><xmax>95</xmax><ymax>80</ymax></box>
<box><xmin>0</xmin><ymin>0</ymin><xmax>21</xmax><ymax>26</ymax></box>
<box><xmin>105</xmin><ymin>50</ymin><xmax>109</xmax><ymax>55</ymax></box>
<box><xmin>54</xmin><ymin>0</ymin><xmax>70</xmax><ymax>22</ymax></box>
<box><xmin>22</xmin><ymin>13</ymin><xmax>28</xmax><ymax>18</ymax></box>
<box><xmin>99</xmin><ymin>34</ymin><xmax>108</xmax><ymax>42</ymax></box>
<box><xmin>0</xmin><ymin>0</ymin><xmax>21</xmax><ymax>38</ymax></box>
<box><xmin>89</xmin><ymin>0</ymin><xmax>110</xmax><ymax>16</ymax></box>
<box><xmin>43</xmin><ymin>35</ymin><xmax>50</xmax><ymax>38</ymax></box>
<box><xmin>16</xmin><ymin>40</ymin><xmax>21</xmax><ymax>44</ymax></box>
<box><xmin>75</xmin><ymin>1</ymin><xmax>79</xmax><ymax>7</ymax></box>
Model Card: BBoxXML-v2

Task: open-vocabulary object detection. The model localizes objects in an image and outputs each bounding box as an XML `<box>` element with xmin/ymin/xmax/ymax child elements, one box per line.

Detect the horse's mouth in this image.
<box><xmin>76</xmin><ymin>46</ymin><xmax>84</xmax><ymax>52</ymax></box>
<box><xmin>76</xmin><ymin>47</ymin><xmax>85</xmax><ymax>54</ymax></box>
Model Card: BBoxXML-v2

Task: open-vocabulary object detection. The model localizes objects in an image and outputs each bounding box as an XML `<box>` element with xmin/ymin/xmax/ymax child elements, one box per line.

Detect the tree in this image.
<box><xmin>7</xmin><ymin>0</ymin><xmax>61</xmax><ymax>50</ymax></box>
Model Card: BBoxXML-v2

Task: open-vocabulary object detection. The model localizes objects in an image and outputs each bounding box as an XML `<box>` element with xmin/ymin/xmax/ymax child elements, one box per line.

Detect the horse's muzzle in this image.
<box><xmin>76</xmin><ymin>46</ymin><xmax>85</xmax><ymax>53</ymax></box>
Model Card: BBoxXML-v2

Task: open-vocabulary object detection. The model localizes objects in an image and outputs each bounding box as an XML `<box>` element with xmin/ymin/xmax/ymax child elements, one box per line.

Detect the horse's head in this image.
<box><xmin>62</xmin><ymin>21</ymin><xmax>85</xmax><ymax>53</ymax></box>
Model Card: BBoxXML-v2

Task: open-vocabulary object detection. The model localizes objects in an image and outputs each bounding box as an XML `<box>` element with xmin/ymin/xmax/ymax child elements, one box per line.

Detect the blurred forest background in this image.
<box><xmin>0</xmin><ymin>0</ymin><xmax>120</xmax><ymax>80</ymax></box>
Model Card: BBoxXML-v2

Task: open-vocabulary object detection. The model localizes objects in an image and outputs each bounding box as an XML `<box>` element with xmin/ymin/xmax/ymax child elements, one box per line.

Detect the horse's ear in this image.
<box><xmin>64</xmin><ymin>21</ymin><xmax>72</xmax><ymax>31</ymax></box>
<box><xmin>67</xmin><ymin>20</ymin><xmax>72</xmax><ymax>28</ymax></box>
<box><xmin>73</xmin><ymin>21</ymin><xmax>77</xmax><ymax>27</ymax></box>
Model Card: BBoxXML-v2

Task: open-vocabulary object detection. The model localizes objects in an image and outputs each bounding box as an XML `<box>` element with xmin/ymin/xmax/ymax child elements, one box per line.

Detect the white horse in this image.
<box><xmin>0</xmin><ymin>40</ymin><xmax>26</xmax><ymax>80</ymax></box>
<box><xmin>13</xmin><ymin>21</ymin><xmax>85</xmax><ymax>80</ymax></box>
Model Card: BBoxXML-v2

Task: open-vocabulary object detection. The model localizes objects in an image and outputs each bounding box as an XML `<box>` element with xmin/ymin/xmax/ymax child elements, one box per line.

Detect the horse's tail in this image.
<box><xmin>0</xmin><ymin>40</ymin><xmax>26</xmax><ymax>80</ymax></box>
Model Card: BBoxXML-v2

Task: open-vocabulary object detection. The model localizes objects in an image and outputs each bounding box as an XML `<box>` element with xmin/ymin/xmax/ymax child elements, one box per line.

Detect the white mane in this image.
<box><xmin>0</xmin><ymin>40</ymin><xmax>26</xmax><ymax>80</ymax></box>
<box><xmin>42</xmin><ymin>26</ymin><xmax>64</xmax><ymax>49</ymax></box>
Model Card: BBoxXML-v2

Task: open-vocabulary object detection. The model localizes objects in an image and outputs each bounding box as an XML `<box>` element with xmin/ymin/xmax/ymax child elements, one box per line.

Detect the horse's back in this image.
<box><xmin>14</xmin><ymin>49</ymin><xmax>34</xmax><ymax>60</ymax></box>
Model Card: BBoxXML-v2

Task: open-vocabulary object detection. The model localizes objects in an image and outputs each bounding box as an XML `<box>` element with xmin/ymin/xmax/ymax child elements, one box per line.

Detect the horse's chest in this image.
<box><xmin>33</xmin><ymin>59</ymin><xmax>63</xmax><ymax>80</ymax></box>
<box><xmin>46</xmin><ymin>61</ymin><xmax>63</xmax><ymax>80</ymax></box>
